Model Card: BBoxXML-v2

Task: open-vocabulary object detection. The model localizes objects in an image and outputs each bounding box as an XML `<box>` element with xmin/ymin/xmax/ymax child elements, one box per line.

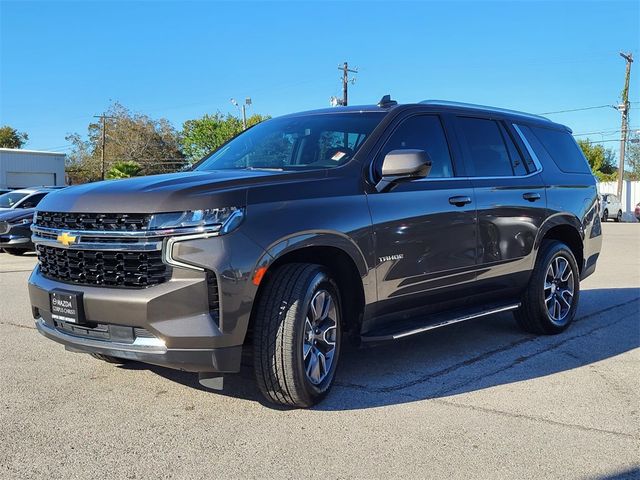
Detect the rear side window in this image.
<box><xmin>519</xmin><ymin>125</ymin><xmax>590</xmax><ymax>174</ymax></box>
<box><xmin>455</xmin><ymin>117</ymin><xmax>513</xmax><ymax>176</ymax></box>
<box><xmin>377</xmin><ymin>115</ymin><xmax>454</xmax><ymax>178</ymax></box>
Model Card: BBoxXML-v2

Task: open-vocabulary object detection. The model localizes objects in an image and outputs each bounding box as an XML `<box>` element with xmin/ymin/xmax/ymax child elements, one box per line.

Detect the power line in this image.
<box><xmin>538</xmin><ymin>105</ymin><xmax>615</xmax><ymax>115</ymax></box>
<box><xmin>573</xmin><ymin>126</ymin><xmax>640</xmax><ymax>136</ymax></box>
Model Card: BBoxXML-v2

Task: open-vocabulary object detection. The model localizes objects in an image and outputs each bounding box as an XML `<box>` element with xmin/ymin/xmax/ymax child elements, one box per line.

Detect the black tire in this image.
<box><xmin>3</xmin><ymin>248</ymin><xmax>26</xmax><ymax>256</ymax></box>
<box><xmin>602</xmin><ymin>209</ymin><xmax>608</xmax><ymax>222</ymax></box>
<box><xmin>90</xmin><ymin>353</ymin><xmax>129</xmax><ymax>364</ymax></box>
<box><xmin>615</xmin><ymin>210</ymin><xmax>622</xmax><ymax>223</ymax></box>
<box><xmin>514</xmin><ymin>240</ymin><xmax>580</xmax><ymax>335</ymax></box>
<box><xmin>252</xmin><ymin>263</ymin><xmax>342</xmax><ymax>408</ymax></box>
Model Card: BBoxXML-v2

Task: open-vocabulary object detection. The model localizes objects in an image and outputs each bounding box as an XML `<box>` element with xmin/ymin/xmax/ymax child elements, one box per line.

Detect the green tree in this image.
<box><xmin>577</xmin><ymin>139</ymin><xmax>617</xmax><ymax>181</ymax></box>
<box><xmin>107</xmin><ymin>160</ymin><xmax>142</xmax><ymax>179</ymax></box>
<box><xmin>0</xmin><ymin>125</ymin><xmax>28</xmax><ymax>148</ymax></box>
<box><xmin>66</xmin><ymin>102</ymin><xmax>185</xmax><ymax>184</ymax></box>
<box><xmin>625</xmin><ymin>133</ymin><xmax>640</xmax><ymax>180</ymax></box>
<box><xmin>181</xmin><ymin>113</ymin><xmax>270</xmax><ymax>162</ymax></box>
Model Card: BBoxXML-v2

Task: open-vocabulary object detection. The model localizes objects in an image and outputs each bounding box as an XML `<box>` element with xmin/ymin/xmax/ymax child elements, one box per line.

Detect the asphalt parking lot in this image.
<box><xmin>0</xmin><ymin>223</ymin><xmax>638</xmax><ymax>479</ymax></box>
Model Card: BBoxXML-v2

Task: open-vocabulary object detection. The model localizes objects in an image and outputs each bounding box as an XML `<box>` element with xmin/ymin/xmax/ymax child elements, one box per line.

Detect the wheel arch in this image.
<box><xmin>248</xmin><ymin>232</ymin><xmax>370</xmax><ymax>341</ymax></box>
<box><xmin>536</xmin><ymin>214</ymin><xmax>585</xmax><ymax>273</ymax></box>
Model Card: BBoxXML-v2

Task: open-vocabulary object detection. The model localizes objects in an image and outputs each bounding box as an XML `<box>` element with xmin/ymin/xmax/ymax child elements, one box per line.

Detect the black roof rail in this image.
<box><xmin>419</xmin><ymin>100</ymin><xmax>550</xmax><ymax>122</ymax></box>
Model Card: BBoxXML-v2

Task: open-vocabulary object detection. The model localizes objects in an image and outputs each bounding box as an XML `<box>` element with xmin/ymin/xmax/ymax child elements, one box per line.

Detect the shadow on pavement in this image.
<box><xmin>593</xmin><ymin>468</ymin><xmax>640</xmax><ymax>480</ymax></box>
<box><xmin>120</xmin><ymin>288</ymin><xmax>640</xmax><ymax>410</ymax></box>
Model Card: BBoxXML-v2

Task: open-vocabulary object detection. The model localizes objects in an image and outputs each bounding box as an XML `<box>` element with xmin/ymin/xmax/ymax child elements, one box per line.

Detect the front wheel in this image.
<box><xmin>602</xmin><ymin>209</ymin><xmax>609</xmax><ymax>222</ymax></box>
<box><xmin>253</xmin><ymin>263</ymin><xmax>342</xmax><ymax>408</ymax></box>
<box><xmin>615</xmin><ymin>210</ymin><xmax>622</xmax><ymax>222</ymax></box>
<box><xmin>514</xmin><ymin>240</ymin><xmax>580</xmax><ymax>335</ymax></box>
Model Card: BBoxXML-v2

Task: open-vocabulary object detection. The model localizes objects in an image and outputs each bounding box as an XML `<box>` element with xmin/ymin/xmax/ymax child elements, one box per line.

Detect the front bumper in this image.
<box><xmin>35</xmin><ymin>316</ymin><xmax>241</xmax><ymax>372</ymax></box>
<box><xmin>0</xmin><ymin>224</ymin><xmax>33</xmax><ymax>248</ymax></box>
<box><xmin>0</xmin><ymin>235</ymin><xmax>31</xmax><ymax>247</ymax></box>
<box><xmin>28</xmin><ymin>230</ymin><xmax>267</xmax><ymax>373</ymax></box>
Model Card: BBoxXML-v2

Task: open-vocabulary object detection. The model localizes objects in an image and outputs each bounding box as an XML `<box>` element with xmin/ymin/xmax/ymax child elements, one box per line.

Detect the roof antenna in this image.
<box><xmin>377</xmin><ymin>94</ymin><xmax>397</xmax><ymax>108</ymax></box>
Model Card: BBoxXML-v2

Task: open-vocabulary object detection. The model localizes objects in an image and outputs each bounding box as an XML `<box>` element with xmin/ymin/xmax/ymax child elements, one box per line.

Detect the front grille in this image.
<box><xmin>36</xmin><ymin>211</ymin><xmax>151</xmax><ymax>231</ymax></box>
<box><xmin>36</xmin><ymin>245</ymin><xmax>171</xmax><ymax>288</ymax></box>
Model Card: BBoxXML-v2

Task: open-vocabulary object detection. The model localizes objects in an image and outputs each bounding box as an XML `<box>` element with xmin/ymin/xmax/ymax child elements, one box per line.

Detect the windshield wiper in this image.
<box><xmin>243</xmin><ymin>167</ymin><xmax>284</xmax><ymax>171</ymax></box>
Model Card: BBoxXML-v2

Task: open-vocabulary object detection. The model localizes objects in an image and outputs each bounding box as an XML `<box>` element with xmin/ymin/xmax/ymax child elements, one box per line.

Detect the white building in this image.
<box><xmin>0</xmin><ymin>148</ymin><xmax>66</xmax><ymax>189</ymax></box>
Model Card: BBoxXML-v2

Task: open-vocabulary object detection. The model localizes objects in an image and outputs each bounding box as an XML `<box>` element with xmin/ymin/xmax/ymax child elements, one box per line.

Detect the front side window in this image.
<box><xmin>376</xmin><ymin>115</ymin><xmax>454</xmax><ymax>178</ymax></box>
<box><xmin>196</xmin><ymin>113</ymin><xmax>384</xmax><ymax>171</ymax></box>
<box><xmin>0</xmin><ymin>192</ymin><xmax>27</xmax><ymax>208</ymax></box>
<box><xmin>456</xmin><ymin>117</ymin><xmax>514</xmax><ymax>177</ymax></box>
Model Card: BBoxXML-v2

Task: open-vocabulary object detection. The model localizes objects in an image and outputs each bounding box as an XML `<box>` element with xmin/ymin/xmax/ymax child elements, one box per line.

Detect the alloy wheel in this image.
<box><xmin>302</xmin><ymin>289</ymin><xmax>338</xmax><ymax>385</ymax></box>
<box><xmin>544</xmin><ymin>256</ymin><xmax>575</xmax><ymax>325</ymax></box>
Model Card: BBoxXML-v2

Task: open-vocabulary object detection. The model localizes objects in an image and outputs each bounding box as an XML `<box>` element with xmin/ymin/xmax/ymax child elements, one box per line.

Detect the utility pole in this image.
<box><xmin>93</xmin><ymin>114</ymin><xmax>115</xmax><ymax>181</ymax></box>
<box><xmin>617</xmin><ymin>52</ymin><xmax>633</xmax><ymax>199</ymax></box>
<box><xmin>339</xmin><ymin>62</ymin><xmax>357</xmax><ymax>106</ymax></box>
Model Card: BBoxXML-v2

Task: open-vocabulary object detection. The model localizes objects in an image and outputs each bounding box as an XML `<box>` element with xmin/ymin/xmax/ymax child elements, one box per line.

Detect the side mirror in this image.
<box><xmin>376</xmin><ymin>149</ymin><xmax>432</xmax><ymax>192</ymax></box>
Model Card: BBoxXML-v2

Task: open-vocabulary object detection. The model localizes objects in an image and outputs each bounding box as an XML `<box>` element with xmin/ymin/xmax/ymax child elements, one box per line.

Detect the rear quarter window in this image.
<box><xmin>518</xmin><ymin>124</ymin><xmax>590</xmax><ymax>174</ymax></box>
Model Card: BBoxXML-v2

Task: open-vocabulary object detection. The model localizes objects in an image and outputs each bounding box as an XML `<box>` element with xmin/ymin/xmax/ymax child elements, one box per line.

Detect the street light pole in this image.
<box><xmin>231</xmin><ymin>97</ymin><xmax>252</xmax><ymax>130</ymax></box>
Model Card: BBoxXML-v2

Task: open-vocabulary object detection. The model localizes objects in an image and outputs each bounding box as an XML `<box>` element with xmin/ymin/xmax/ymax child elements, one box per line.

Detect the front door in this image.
<box><xmin>367</xmin><ymin>113</ymin><xmax>478</xmax><ymax>317</ymax></box>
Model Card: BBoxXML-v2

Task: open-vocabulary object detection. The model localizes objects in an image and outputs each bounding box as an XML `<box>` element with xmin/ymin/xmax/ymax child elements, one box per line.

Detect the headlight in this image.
<box><xmin>9</xmin><ymin>218</ymin><xmax>32</xmax><ymax>226</ymax></box>
<box><xmin>148</xmin><ymin>207</ymin><xmax>244</xmax><ymax>234</ymax></box>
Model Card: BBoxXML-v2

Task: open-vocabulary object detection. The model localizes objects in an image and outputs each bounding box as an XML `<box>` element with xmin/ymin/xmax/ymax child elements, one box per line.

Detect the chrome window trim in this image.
<box><xmin>512</xmin><ymin>123</ymin><xmax>544</xmax><ymax>174</ymax></box>
<box><xmin>406</xmin><ymin>124</ymin><xmax>544</xmax><ymax>182</ymax></box>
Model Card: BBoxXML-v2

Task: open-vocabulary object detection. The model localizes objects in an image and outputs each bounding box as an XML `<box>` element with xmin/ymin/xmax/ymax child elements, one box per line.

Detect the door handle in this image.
<box><xmin>449</xmin><ymin>195</ymin><xmax>472</xmax><ymax>207</ymax></box>
<box><xmin>522</xmin><ymin>192</ymin><xmax>541</xmax><ymax>202</ymax></box>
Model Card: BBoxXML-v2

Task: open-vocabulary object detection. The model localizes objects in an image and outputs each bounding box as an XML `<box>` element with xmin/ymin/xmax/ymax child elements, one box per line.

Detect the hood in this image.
<box><xmin>0</xmin><ymin>208</ymin><xmax>35</xmax><ymax>223</ymax></box>
<box><xmin>36</xmin><ymin>169</ymin><xmax>326</xmax><ymax>213</ymax></box>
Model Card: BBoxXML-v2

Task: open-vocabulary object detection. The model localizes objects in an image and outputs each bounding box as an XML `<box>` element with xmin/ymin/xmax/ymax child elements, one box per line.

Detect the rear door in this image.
<box><xmin>453</xmin><ymin>115</ymin><xmax>547</xmax><ymax>298</ymax></box>
<box><xmin>367</xmin><ymin>112</ymin><xmax>478</xmax><ymax>316</ymax></box>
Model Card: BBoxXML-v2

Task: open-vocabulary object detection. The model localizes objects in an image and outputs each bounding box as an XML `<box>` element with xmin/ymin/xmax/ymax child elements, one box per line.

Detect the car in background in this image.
<box><xmin>601</xmin><ymin>193</ymin><xmax>623</xmax><ymax>222</ymax></box>
<box><xmin>0</xmin><ymin>208</ymin><xmax>36</xmax><ymax>255</ymax></box>
<box><xmin>0</xmin><ymin>187</ymin><xmax>64</xmax><ymax>212</ymax></box>
<box><xmin>635</xmin><ymin>202</ymin><xmax>640</xmax><ymax>222</ymax></box>
<box><xmin>0</xmin><ymin>187</ymin><xmax>65</xmax><ymax>255</ymax></box>
<box><xmin>0</xmin><ymin>189</ymin><xmax>11</xmax><ymax>196</ymax></box>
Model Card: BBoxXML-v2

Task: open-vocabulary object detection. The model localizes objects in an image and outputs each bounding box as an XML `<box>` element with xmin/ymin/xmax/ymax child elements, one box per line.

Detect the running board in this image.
<box><xmin>361</xmin><ymin>303</ymin><xmax>520</xmax><ymax>343</ymax></box>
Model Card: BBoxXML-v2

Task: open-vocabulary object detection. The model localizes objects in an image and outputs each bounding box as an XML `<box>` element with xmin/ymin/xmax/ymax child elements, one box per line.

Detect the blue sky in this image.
<box><xmin>1</xmin><ymin>0</ymin><xmax>638</xmax><ymax>154</ymax></box>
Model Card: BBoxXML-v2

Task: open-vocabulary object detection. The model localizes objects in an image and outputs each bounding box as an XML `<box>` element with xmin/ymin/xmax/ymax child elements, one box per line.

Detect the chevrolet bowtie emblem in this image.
<box><xmin>57</xmin><ymin>232</ymin><xmax>77</xmax><ymax>246</ymax></box>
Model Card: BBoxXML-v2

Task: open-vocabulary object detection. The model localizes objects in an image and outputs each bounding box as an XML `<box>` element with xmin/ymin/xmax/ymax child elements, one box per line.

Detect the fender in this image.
<box><xmin>534</xmin><ymin>213</ymin><xmax>584</xmax><ymax>247</ymax></box>
<box><xmin>255</xmin><ymin>229</ymin><xmax>370</xmax><ymax>278</ymax></box>
<box><xmin>532</xmin><ymin>212</ymin><xmax>585</xmax><ymax>271</ymax></box>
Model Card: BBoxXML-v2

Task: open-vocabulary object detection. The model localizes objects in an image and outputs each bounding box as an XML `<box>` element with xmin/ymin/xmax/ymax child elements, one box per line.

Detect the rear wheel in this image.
<box><xmin>615</xmin><ymin>210</ymin><xmax>622</xmax><ymax>222</ymax></box>
<box><xmin>90</xmin><ymin>353</ymin><xmax>129</xmax><ymax>364</ymax></box>
<box><xmin>253</xmin><ymin>263</ymin><xmax>342</xmax><ymax>408</ymax></box>
<box><xmin>514</xmin><ymin>240</ymin><xmax>580</xmax><ymax>335</ymax></box>
<box><xmin>3</xmin><ymin>248</ymin><xmax>26</xmax><ymax>256</ymax></box>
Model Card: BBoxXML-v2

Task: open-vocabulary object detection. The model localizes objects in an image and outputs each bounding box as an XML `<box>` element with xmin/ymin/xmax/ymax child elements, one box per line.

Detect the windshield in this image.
<box><xmin>0</xmin><ymin>192</ymin><xmax>28</xmax><ymax>208</ymax></box>
<box><xmin>195</xmin><ymin>112</ymin><xmax>384</xmax><ymax>171</ymax></box>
